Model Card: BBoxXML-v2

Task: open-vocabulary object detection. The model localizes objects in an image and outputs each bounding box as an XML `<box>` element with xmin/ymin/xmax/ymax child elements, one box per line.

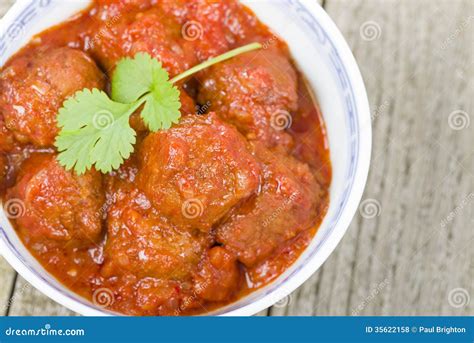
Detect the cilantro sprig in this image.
<box><xmin>55</xmin><ymin>42</ymin><xmax>262</xmax><ymax>174</ymax></box>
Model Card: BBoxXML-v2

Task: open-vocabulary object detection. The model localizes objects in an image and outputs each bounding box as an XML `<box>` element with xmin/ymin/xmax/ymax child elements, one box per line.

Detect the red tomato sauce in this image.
<box><xmin>0</xmin><ymin>0</ymin><xmax>331</xmax><ymax>315</ymax></box>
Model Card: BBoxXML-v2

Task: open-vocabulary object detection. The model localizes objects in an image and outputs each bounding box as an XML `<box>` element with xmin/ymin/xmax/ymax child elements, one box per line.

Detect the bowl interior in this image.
<box><xmin>0</xmin><ymin>0</ymin><xmax>370</xmax><ymax>316</ymax></box>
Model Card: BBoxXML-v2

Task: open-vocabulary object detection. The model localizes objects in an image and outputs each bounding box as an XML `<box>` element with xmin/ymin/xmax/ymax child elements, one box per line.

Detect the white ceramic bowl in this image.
<box><xmin>0</xmin><ymin>0</ymin><xmax>371</xmax><ymax>316</ymax></box>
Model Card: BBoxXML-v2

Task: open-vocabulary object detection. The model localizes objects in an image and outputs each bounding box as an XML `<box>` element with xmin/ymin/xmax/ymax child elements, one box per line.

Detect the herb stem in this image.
<box><xmin>56</xmin><ymin>42</ymin><xmax>263</xmax><ymax>174</ymax></box>
<box><xmin>127</xmin><ymin>94</ymin><xmax>148</xmax><ymax>117</ymax></box>
<box><xmin>170</xmin><ymin>42</ymin><xmax>262</xmax><ymax>84</ymax></box>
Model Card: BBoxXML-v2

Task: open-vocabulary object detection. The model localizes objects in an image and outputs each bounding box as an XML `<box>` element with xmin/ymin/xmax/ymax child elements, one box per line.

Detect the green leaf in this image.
<box><xmin>142</xmin><ymin>82</ymin><xmax>181</xmax><ymax>131</ymax></box>
<box><xmin>111</xmin><ymin>52</ymin><xmax>181</xmax><ymax>132</ymax></box>
<box><xmin>90</xmin><ymin>115</ymin><xmax>136</xmax><ymax>173</ymax></box>
<box><xmin>56</xmin><ymin>43</ymin><xmax>263</xmax><ymax>174</ymax></box>
<box><xmin>55</xmin><ymin>89</ymin><xmax>137</xmax><ymax>174</ymax></box>
<box><xmin>55</xmin><ymin>127</ymin><xmax>98</xmax><ymax>174</ymax></box>
<box><xmin>112</xmin><ymin>52</ymin><xmax>170</xmax><ymax>104</ymax></box>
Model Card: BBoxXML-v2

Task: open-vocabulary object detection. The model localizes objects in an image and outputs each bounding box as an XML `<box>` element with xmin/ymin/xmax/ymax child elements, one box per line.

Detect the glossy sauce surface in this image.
<box><xmin>0</xmin><ymin>0</ymin><xmax>331</xmax><ymax>315</ymax></box>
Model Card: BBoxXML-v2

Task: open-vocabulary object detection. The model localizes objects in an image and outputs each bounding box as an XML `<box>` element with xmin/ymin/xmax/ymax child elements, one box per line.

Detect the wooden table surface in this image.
<box><xmin>0</xmin><ymin>0</ymin><xmax>472</xmax><ymax>317</ymax></box>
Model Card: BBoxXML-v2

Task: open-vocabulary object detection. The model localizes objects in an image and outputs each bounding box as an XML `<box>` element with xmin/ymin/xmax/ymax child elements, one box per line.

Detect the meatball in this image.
<box><xmin>159</xmin><ymin>0</ymin><xmax>270</xmax><ymax>61</ymax></box>
<box><xmin>94</xmin><ymin>0</ymin><xmax>152</xmax><ymax>20</ymax></box>
<box><xmin>217</xmin><ymin>145</ymin><xmax>325</xmax><ymax>267</ymax></box>
<box><xmin>91</xmin><ymin>0</ymin><xmax>271</xmax><ymax>74</ymax></box>
<box><xmin>102</xmin><ymin>184</ymin><xmax>211</xmax><ymax>281</ymax></box>
<box><xmin>5</xmin><ymin>154</ymin><xmax>104</xmax><ymax>244</ymax></box>
<box><xmin>198</xmin><ymin>49</ymin><xmax>298</xmax><ymax>150</ymax></box>
<box><xmin>0</xmin><ymin>154</ymin><xmax>7</xmax><ymax>187</ymax></box>
<box><xmin>0</xmin><ymin>115</ymin><xmax>15</xmax><ymax>152</ymax></box>
<box><xmin>91</xmin><ymin>7</ymin><xmax>198</xmax><ymax>76</ymax></box>
<box><xmin>157</xmin><ymin>0</ymin><xmax>230</xmax><ymax>61</ymax></box>
<box><xmin>246</xmin><ymin>229</ymin><xmax>314</xmax><ymax>289</ymax></box>
<box><xmin>136</xmin><ymin>113</ymin><xmax>261</xmax><ymax>232</ymax></box>
<box><xmin>193</xmin><ymin>247</ymin><xmax>240</xmax><ymax>302</ymax></box>
<box><xmin>0</xmin><ymin>48</ymin><xmax>105</xmax><ymax>147</ymax></box>
<box><xmin>135</xmin><ymin>278</ymin><xmax>191</xmax><ymax>315</ymax></box>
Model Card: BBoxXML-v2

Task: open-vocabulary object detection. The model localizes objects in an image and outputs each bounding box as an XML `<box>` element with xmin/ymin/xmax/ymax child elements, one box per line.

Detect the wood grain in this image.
<box><xmin>269</xmin><ymin>0</ymin><xmax>473</xmax><ymax>316</ymax></box>
<box><xmin>7</xmin><ymin>276</ymin><xmax>76</xmax><ymax>316</ymax></box>
<box><xmin>0</xmin><ymin>0</ymin><xmax>472</xmax><ymax>316</ymax></box>
<box><xmin>0</xmin><ymin>0</ymin><xmax>13</xmax><ymax>16</ymax></box>
<box><xmin>0</xmin><ymin>258</ymin><xmax>16</xmax><ymax>315</ymax></box>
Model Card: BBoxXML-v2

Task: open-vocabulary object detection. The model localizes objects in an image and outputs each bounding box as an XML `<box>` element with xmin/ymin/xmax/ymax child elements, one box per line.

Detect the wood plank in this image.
<box><xmin>0</xmin><ymin>0</ymin><xmax>14</xmax><ymax>18</ymax></box>
<box><xmin>7</xmin><ymin>276</ymin><xmax>77</xmax><ymax>316</ymax></box>
<box><xmin>0</xmin><ymin>257</ymin><xmax>17</xmax><ymax>315</ymax></box>
<box><xmin>270</xmin><ymin>0</ymin><xmax>473</xmax><ymax>316</ymax></box>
